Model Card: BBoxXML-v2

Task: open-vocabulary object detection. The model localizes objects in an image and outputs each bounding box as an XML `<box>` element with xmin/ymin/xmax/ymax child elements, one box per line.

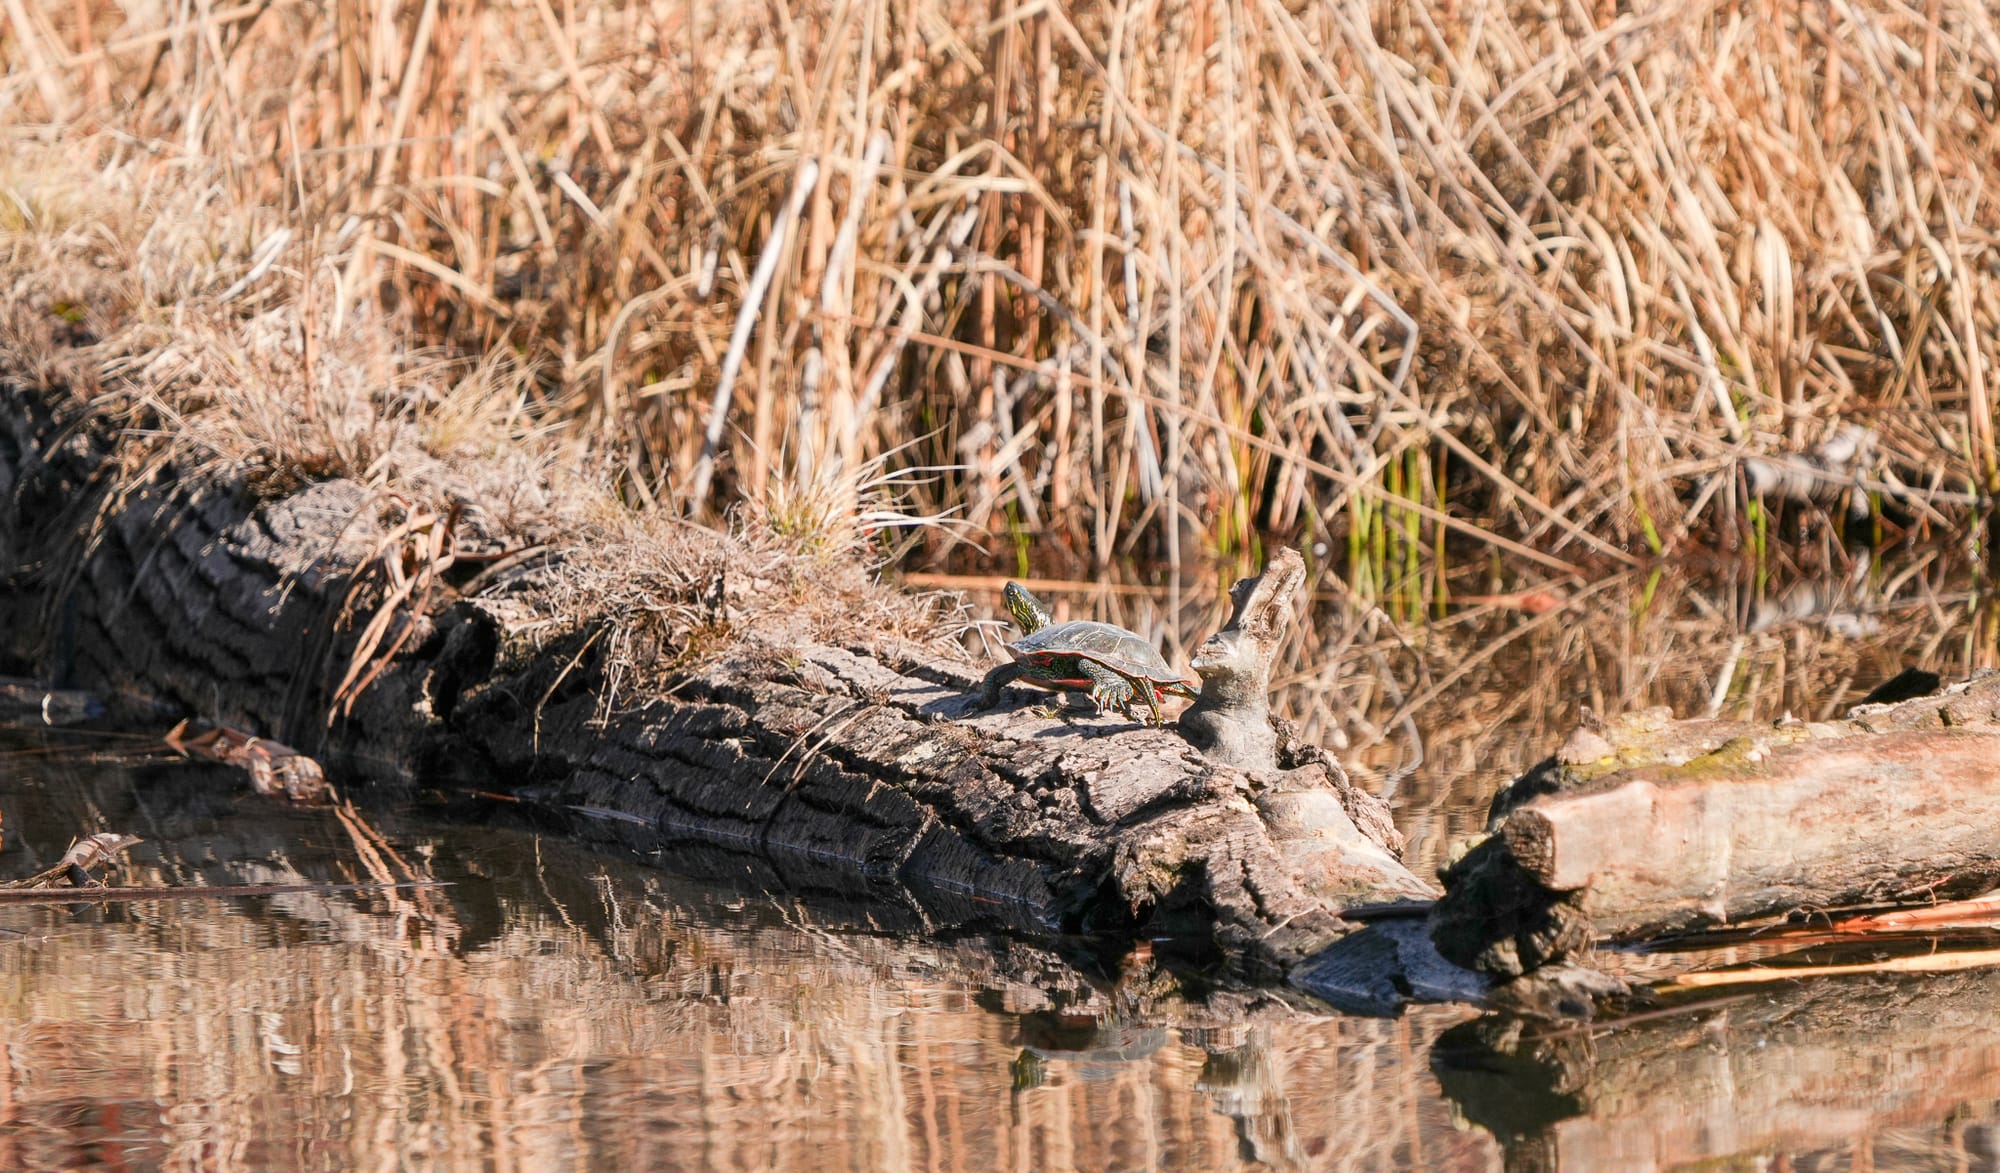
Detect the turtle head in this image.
<box><xmin>1002</xmin><ymin>582</ymin><xmax>1054</xmax><ymax>634</ymax></box>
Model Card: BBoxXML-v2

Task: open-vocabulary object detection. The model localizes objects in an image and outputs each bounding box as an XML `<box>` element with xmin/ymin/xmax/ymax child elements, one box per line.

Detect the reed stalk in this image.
<box><xmin>1</xmin><ymin>0</ymin><xmax>1996</xmax><ymax>578</ymax></box>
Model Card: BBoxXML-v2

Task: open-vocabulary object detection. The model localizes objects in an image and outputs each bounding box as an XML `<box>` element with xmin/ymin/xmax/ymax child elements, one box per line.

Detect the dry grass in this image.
<box><xmin>0</xmin><ymin>136</ymin><xmax>960</xmax><ymax>698</ymax></box>
<box><xmin>5</xmin><ymin>0</ymin><xmax>1999</xmax><ymax>748</ymax></box>
<box><xmin>530</xmin><ymin>476</ymin><xmax>977</xmax><ymax>716</ymax></box>
<box><xmin>8</xmin><ymin>0</ymin><xmax>1998</xmax><ymax>585</ymax></box>
<box><xmin>0</xmin><ymin>138</ymin><xmax>567</xmax><ymax>523</ymax></box>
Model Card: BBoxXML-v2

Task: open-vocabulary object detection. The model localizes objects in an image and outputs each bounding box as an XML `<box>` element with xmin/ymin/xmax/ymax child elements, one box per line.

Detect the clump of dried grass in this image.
<box><xmin>0</xmin><ymin>141</ymin><xmax>962</xmax><ymax>696</ymax></box>
<box><xmin>0</xmin><ymin>137</ymin><xmax>567</xmax><ymax>532</ymax></box>
<box><xmin>7</xmin><ymin>0</ymin><xmax>1996</xmax><ymax>587</ymax></box>
<box><xmin>537</xmin><ymin>496</ymin><xmax>975</xmax><ymax>712</ymax></box>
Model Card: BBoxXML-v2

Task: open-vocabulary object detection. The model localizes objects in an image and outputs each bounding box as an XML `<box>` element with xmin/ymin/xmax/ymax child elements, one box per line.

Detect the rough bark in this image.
<box><xmin>1433</xmin><ymin>683</ymin><xmax>2000</xmax><ymax>976</ymax></box>
<box><xmin>0</xmin><ymin>377</ymin><xmax>1433</xmax><ymax>982</ymax></box>
<box><xmin>1179</xmin><ymin>547</ymin><xmax>1305</xmax><ymax>770</ymax></box>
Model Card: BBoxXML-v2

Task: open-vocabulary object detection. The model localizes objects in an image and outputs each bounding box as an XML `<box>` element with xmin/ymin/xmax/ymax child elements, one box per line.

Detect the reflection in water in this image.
<box><xmin>1434</xmin><ymin>971</ymin><xmax>2000</xmax><ymax>1171</ymax></box>
<box><xmin>0</xmin><ymin>747</ymin><xmax>1489</xmax><ymax>1171</ymax></box>
<box><xmin>3</xmin><ymin>546</ymin><xmax>1996</xmax><ymax>1170</ymax></box>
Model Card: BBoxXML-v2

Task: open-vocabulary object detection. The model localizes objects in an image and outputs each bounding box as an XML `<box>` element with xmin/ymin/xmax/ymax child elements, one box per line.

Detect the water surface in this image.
<box><xmin>0</xmin><ymin>746</ymin><xmax>1486</xmax><ymax>1170</ymax></box>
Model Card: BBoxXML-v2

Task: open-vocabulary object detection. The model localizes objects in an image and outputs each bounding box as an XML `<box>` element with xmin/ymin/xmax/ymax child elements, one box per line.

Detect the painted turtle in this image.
<box><xmin>971</xmin><ymin>582</ymin><xmax>1198</xmax><ymax>725</ymax></box>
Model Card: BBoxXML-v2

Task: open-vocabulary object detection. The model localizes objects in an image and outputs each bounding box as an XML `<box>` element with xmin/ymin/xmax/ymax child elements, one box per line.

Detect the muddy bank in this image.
<box><xmin>0</xmin><ymin>378</ymin><xmax>1433</xmax><ymax>982</ymax></box>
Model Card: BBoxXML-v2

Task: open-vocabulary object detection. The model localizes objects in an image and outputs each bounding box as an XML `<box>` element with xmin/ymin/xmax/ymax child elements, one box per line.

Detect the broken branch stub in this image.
<box><xmin>1179</xmin><ymin>547</ymin><xmax>1306</xmax><ymax>771</ymax></box>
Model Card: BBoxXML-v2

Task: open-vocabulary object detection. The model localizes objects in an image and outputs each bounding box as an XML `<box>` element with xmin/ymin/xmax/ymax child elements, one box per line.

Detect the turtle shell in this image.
<box><xmin>1008</xmin><ymin>620</ymin><xmax>1180</xmax><ymax>683</ymax></box>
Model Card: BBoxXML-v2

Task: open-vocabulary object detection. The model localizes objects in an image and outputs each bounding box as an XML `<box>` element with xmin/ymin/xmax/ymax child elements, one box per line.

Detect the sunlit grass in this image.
<box><xmin>0</xmin><ymin>0</ymin><xmax>1991</xmax><ymax>581</ymax></box>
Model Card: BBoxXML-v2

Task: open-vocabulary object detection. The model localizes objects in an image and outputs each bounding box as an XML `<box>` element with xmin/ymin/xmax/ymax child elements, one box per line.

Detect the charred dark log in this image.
<box><xmin>0</xmin><ymin>377</ymin><xmax>1433</xmax><ymax>982</ymax></box>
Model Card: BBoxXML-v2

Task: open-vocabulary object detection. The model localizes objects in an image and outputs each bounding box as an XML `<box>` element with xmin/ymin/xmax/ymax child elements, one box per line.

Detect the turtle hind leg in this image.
<box><xmin>1081</xmin><ymin>660</ymin><xmax>1143</xmax><ymax>723</ymax></box>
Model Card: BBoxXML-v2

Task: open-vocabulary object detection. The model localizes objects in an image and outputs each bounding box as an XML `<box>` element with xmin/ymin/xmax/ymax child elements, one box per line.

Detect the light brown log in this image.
<box><xmin>1502</xmin><ymin>729</ymin><xmax>2000</xmax><ymax>939</ymax></box>
<box><xmin>1434</xmin><ymin>685</ymin><xmax>2000</xmax><ymax>976</ymax></box>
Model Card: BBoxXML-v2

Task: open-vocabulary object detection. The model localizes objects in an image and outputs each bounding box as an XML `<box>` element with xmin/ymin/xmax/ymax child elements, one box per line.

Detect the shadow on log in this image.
<box><xmin>0</xmin><ymin>377</ymin><xmax>1435</xmax><ymax>986</ymax></box>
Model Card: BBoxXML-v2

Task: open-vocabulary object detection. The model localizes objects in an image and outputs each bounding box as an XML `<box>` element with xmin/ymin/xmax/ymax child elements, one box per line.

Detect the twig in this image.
<box><xmin>687</xmin><ymin>157</ymin><xmax>820</xmax><ymax>515</ymax></box>
<box><xmin>0</xmin><ymin>881</ymin><xmax>448</xmax><ymax>904</ymax></box>
<box><xmin>1666</xmin><ymin>946</ymin><xmax>2000</xmax><ymax>988</ymax></box>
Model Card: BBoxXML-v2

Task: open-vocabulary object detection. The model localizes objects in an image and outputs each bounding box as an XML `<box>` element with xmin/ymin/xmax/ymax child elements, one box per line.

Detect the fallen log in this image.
<box><xmin>1</xmin><ymin>736</ymin><xmax>1499</xmax><ymax>1172</ymax></box>
<box><xmin>1431</xmin><ymin>682</ymin><xmax>2000</xmax><ymax>978</ymax></box>
<box><xmin>0</xmin><ymin>376</ymin><xmax>1434</xmax><ymax>983</ymax></box>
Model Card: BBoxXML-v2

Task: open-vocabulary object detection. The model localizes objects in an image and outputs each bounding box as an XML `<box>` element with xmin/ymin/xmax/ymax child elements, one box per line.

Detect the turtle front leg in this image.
<box><xmin>972</xmin><ymin>662</ymin><xmax>1024</xmax><ymax>712</ymax></box>
<box><xmin>1138</xmin><ymin>682</ymin><xmax>1164</xmax><ymax>726</ymax></box>
<box><xmin>1081</xmin><ymin>660</ymin><xmax>1144</xmax><ymax>724</ymax></box>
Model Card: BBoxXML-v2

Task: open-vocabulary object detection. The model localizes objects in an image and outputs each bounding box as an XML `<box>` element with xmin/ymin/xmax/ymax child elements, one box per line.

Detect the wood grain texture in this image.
<box><xmin>1434</xmin><ymin>688</ymin><xmax>2000</xmax><ymax>976</ymax></box>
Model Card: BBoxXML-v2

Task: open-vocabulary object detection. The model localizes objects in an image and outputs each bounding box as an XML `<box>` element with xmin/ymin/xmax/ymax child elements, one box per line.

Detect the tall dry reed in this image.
<box><xmin>3</xmin><ymin>0</ymin><xmax>1998</xmax><ymax>583</ymax></box>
